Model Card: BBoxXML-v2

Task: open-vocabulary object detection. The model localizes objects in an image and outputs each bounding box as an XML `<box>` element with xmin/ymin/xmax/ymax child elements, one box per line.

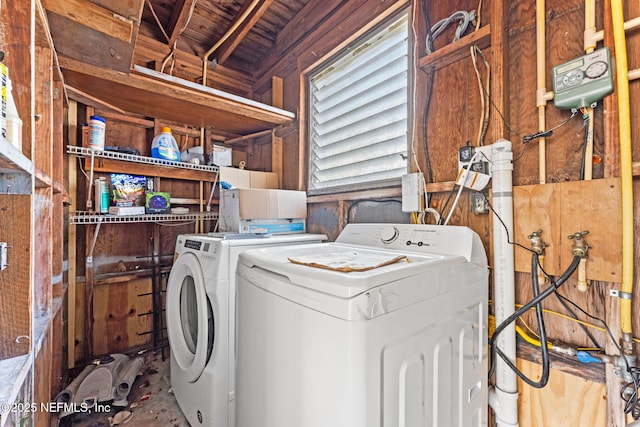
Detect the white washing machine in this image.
<box><xmin>235</xmin><ymin>223</ymin><xmax>488</xmax><ymax>427</ymax></box>
<box><xmin>166</xmin><ymin>232</ymin><xmax>326</xmax><ymax>427</ymax></box>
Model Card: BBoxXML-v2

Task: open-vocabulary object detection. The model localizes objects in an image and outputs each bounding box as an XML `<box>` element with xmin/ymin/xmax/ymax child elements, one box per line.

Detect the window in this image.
<box><xmin>308</xmin><ymin>11</ymin><xmax>410</xmax><ymax>195</ymax></box>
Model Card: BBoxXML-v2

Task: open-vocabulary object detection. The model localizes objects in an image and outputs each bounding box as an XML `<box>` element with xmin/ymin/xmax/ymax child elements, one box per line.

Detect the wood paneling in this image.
<box><xmin>93</xmin><ymin>278</ymin><xmax>153</xmax><ymax>355</ymax></box>
<box><xmin>33</xmin><ymin>189</ymin><xmax>53</xmax><ymax>318</ymax></box>
<box><xmin>513</xmin><ymin>178</ymin><xmax>622</xmax><ymax>281</ymax></box>
<box><xmin>34</xmin><ymin>330</ymin><xmax>52</xmax><ymax>427</ymax></box>
<box><xmin>518</xmin><ymin>358</ymin><xmax>606</xmax><ymax>427</ymax></box>
<box><xmin>35</xmin><ymin>45</ymin><xmax>54</xmax><ymax>178</ymax></box>
<box><xmin>0</xmin><ymin>194</ymin><xmax>32</xmax><ymax>360</ymax></box>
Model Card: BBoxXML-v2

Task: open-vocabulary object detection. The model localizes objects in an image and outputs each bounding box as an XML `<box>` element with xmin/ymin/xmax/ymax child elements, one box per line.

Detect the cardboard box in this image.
<box><xmin>145</xmin><ymin>192</ymin><xmax>171</xmax><ymax>213</ymax></box>
<box><xmin>218</xmin><ymin>166</ymin><xmax>278</xmax><ymax>189</ymax></box>
<box><xmin>219</xmin><ymin>189</ymin><xmax>307</xmax><ymax>233</ymax></box>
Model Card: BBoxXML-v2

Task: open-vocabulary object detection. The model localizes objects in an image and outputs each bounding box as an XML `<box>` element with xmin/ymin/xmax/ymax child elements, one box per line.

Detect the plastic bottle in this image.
<box><xmin>88</xmin><ymin>115</ymin><xmax>106</xmax><ymax>151</ymax></box>
<box><xmin>5</xmin><ymin>77</ymin><xmax>22</xmax><ymax>151</ymax></box>
<box><xmin>1</xmin><ymin>56</ymin><xmax>7</xmax><ymax>142</ymax></box>
<box><xmin>151</xmin><ymin>127</ymin><xmax>180</xmax><ymax>161</ymax></box>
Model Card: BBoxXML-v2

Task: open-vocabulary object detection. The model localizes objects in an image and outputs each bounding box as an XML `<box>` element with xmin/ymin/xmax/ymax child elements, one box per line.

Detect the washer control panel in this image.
<box><xmin>552</xmin><ymin>47</ymin><xmax>613</xmax><ymax>109</ymax></box>
<box><xmin>335</xmin><ymin>223</ymin><xmax>484</xmax><ymax>262</ymax></box>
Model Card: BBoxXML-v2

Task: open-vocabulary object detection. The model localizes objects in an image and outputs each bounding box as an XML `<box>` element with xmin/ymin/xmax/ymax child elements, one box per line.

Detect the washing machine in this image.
<box><xmin>166</xmin><ymin>232</ymin><xmax>326</xmax><ymax>427</ymax></box>
<box><xmin>235</xmin><ymin>223</ymin><xmax>489</xmax><ymax>427</ymax></box>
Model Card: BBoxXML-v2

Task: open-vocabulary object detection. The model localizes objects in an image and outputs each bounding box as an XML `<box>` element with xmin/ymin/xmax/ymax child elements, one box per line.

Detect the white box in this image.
<box><xmin>219</xmin><ymin>189</ymin><xmax>307</xmax><ymax>233</ymax></box>
<box><xmin>212</xmin><ymin>144</ymin><xmax>232</xmax><ymax>166</ymax></box>
<box><xmin>108</xmin><ymin>206</ymin><xmax>146</xmax><ymax>216</ymax></box>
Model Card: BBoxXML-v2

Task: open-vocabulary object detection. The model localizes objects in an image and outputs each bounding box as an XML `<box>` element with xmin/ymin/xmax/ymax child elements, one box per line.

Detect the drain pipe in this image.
<box><xmin>488</xmin><ymin>139</ymin><xmax>519</xmax><ymax>427</ymax></box>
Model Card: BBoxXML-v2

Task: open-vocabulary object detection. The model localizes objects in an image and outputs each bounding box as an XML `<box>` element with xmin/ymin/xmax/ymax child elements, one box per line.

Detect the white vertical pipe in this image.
<box><xmin>489</xmin><ymin>139</ymin><xmax>519</xmax><ymax>427</ymax></box>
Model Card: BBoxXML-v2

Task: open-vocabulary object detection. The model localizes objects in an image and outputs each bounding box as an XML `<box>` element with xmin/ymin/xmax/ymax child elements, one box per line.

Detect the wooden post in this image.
<box><xmin>272</xmin><ymin>76</ymin><xmax>284</xmax><ymax>188</ymax></box>
<box><xmin>490</xmin><ymin>0</ymin><xmax>509</xmax><ymax>141</ymax></box>
<box><xmin>67</xmin><ymin>100</ymin><xmax>78</xmax><ymax>367</ymax></box>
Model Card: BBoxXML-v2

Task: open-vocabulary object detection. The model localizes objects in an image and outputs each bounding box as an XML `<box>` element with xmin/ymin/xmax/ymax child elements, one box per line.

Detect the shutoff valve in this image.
<box><xmin>527</xmin><ymin>229</ymin><xmax>547</xmax><ymax>255</ymax></box>
<box><xmin>568</xmin><ymin>230</ymin><xmax>590</xmax><ymax>258</ymax></box>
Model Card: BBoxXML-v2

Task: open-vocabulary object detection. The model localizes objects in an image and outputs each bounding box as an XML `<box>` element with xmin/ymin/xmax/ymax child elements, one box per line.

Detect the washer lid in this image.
<box><xmin>238</xmin><ymin>242</ymin><xmax>470</xmax><ymax>299</ymax></box>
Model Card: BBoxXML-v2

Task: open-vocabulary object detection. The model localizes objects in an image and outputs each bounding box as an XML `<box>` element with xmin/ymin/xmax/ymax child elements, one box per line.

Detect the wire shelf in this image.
<box><xmin>66</xmin><ymin>145</ymin><xmax>219</xmax><ymax>173</ymax></box>
<box><xmin>69</xmin><ymin>211</ymin><xmax>218</xmax><ymax>225</ymax></box>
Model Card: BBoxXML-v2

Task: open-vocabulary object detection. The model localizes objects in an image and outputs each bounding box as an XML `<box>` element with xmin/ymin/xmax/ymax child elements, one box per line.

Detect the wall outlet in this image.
<box><xmin>470</xmin><ymin>192</ymin><xmax>489</xmax><ymax>215</ymax></box>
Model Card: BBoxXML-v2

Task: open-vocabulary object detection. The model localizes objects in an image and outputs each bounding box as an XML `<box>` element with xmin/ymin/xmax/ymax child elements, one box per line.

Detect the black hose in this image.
<box><xmin>489</xmin><ymin>254</ymin><xmax>582</xmax><ymax>383</ymax></box>
<box><xmin>494</xmin><ymin>254</ymin><xmax>550</xmax><ymax>388</ymax></box>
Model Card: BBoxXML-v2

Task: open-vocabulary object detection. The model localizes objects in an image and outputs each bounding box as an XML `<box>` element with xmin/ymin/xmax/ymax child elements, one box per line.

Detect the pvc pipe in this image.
<box><xmin>489</xmin><ymin>139</ymin><xmax>519</xmax><ymax>427</ymax></box>
<box><xmin>537</xmin><ymin>254</ymin><xmax>548</xmax><ymax>285</ymax></box>
<box><xmin>577</xmin><ymin>258</ymin><xmax>589</xmax><ymax>292</ymax></box>
<box><xmin>584</xmin><ymin>108</ymin><xmax>594</xmax><ymax>180</ymax></box>
<box><xmin>536</xmin><ymin>0</ymin><xmax>547</xmax><ymax>184</ymax></box>
<box><xmin>584</xmin><ymin>0</ymin><xmax>597</xmax><ymax>53</ymax></box>
<box><xmin>610</xmin><ymin>0</ymin><xmax>635</xmax><ymax>351</ymax></box>
<box><xmin>583</xmin><ymin>0</ymin><xmax>596</xmax><ymax>181</ymax></box>
<box><xmin>592</xmin><ymin>16</ymin><xmax>640</xmax><ymax>45</ymax></box>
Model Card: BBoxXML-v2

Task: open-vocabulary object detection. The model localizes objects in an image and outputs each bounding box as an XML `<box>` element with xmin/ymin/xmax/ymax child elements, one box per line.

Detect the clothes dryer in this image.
<box><xmin>166</xmin><ymin>232</ymin><xmax>326</xmax><ymax>427</ymax></box>
<box><xmin>235</xmin><ymin>224</ymin><xmax>488</xmax><ymax>427</ymax></box>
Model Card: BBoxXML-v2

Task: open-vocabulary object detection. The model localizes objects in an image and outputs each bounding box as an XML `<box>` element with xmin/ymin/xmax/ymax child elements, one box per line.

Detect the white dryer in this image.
<box><xmin>166</xmin><ymin>232</ymin><xmax>326</xmax><ymax>427</ymax></box>
<box><xmin>235</xmin><ymin>223</ymin><xmax>488</xmax><ymax>427</ymax></box>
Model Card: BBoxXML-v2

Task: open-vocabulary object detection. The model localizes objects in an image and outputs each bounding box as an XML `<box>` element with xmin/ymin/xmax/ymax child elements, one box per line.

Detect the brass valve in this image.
<box><xmin>567</xmin><ymin>230</ymin><xmax>590</xmax><ymax>257</ymax></box>
<box><xmin>527</xmin><ymin>229</ymin><xmax>547</xmax><ymax>255</ymax></box>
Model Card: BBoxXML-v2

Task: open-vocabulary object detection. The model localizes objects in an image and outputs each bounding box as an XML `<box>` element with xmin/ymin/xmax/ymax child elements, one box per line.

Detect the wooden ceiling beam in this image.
<box><xmin>134</xmin><ymin>34</ymin><xmax>255</xmax><ymax>95</ymax></box>
<box><xmin>254</xmin><ymin>0</ymin><xmax>347</xmax><ymax>82</ymax></box>
<box><xmin>207</xmin><ymin>0</ymin><xmax>275</xmax><ymax>65</ymax></box>
<box><xmin>41</xmin><ymin>0</ymin><xmax>134</xmax><ymax>43</ymax></box>
<box><xmin>166</xmin><ymin>0</ymin><xmax>197</xmax><ymax>46</ymax></box>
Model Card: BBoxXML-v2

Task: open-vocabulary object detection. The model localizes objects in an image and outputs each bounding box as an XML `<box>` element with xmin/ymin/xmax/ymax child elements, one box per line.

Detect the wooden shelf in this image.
<box><xmin>58</xmin><ymin>56</ymin><xmax>295</xmax><ymax>135</ymax></box>
<box><xmin>0</xmin><ymin>354</ymin><xmax>32</xmax><ymax>411</ymax></box>
<box><xmin>418</xmin><ymin>25</ymin><xmax>491</xmax><ymax>72</ymax></box>
<box><xmin>0</xmin><ymin>139</ymin><xmax>33</xmax><ymax>176</ymax></box>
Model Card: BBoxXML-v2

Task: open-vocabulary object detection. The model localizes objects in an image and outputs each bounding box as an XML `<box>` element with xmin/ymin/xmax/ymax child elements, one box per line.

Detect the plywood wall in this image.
<box><xmin>518</xmin><ymin>359</ymin><xmax>607</xmax><ymax>427</ymax></box>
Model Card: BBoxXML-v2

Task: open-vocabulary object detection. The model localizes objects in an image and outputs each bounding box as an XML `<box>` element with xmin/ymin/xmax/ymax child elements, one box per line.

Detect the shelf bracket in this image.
<box><xmin>87</xmin><ymin>218</ymin><xmax>104</xmax><ymax>264</ymax></box>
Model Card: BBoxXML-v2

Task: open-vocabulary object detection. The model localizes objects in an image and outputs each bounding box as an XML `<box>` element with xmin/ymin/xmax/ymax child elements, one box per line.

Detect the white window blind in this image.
<box><xmin>308</xmin><ymin>12</ymin><xmax>409</xmax><ymax>194</ymax></box>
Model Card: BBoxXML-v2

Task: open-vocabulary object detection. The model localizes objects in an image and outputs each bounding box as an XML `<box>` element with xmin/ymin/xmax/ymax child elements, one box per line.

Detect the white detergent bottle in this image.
<box><xmin>151</xmin><ymin>127</ymin><xmax>180</xmax><ymax>161</ymax></box>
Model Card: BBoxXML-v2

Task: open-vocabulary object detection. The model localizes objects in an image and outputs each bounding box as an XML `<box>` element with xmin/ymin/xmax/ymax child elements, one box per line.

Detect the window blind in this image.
<box><xmin>308</xmin><ymin>13</ymin><xmax>409</xmax><ymax>194</ymax></box>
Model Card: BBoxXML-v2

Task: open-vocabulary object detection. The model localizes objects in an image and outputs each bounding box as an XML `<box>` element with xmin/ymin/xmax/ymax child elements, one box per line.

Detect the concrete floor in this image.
<box><xmin>56</xmin><ymin>349</ymin><xmax>188</xmax><ymax>427</ymax></box>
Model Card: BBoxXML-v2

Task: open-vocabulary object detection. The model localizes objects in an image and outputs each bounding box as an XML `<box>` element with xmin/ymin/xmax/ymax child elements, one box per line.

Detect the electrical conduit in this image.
<box><xmin>536</xmin><ymin>0</ymin><xmax>553</xmax><ymax>184</ymax></box>
<box><xmin>488</xmin><ymin>139</ymin><xmax>519</xmax><ymax>427</ymax></box>
<box><xmin>583</xmin><ymin>0</ymin><xmax>596</xmax><ymax>181</ymax></box>
<box><xmin>610</xmin><ymin>0</ymin><xmax>635</xmax><ymax>354</ymax></box>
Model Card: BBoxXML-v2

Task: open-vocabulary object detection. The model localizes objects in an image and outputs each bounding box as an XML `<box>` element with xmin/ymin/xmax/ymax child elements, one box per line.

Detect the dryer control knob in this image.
<box><xmin>380</xmin><ymin>226</ymin><xmax>399</xmax><ymax>244</ymax></box>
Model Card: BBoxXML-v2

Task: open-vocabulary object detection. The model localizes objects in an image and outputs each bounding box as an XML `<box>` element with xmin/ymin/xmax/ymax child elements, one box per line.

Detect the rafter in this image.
<box><xmin>166</xmin><ymin>0</ymin><xmax>197</xmax><ymax>46</ymax></box>
<box><xmin>207</xmin><ymin>0</ymin><xmax>275</xmax><ymax>65</ymax></box>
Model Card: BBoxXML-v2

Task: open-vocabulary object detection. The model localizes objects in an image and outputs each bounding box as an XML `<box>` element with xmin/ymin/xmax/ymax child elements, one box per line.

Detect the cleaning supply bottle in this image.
<box><xmin>5</xmin><ymin>75</ymin><xmax>22</xmax><ymax>151</ymax></box>
<box><xmin>151</xmin><ymin>127</ymin><xmax>180</xmax><ymax>161</ymax></box>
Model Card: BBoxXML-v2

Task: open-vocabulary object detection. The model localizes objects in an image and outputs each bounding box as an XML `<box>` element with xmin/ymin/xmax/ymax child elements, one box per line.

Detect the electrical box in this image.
<box><xmin>401</xmin><ymin>173</ymin><xmax>424</xmax><ymax>212</ymax></box>
<box><xmin>552</xmin><ymin>47</ymin><xmax>613</xmax><ymax>110</ymax></box>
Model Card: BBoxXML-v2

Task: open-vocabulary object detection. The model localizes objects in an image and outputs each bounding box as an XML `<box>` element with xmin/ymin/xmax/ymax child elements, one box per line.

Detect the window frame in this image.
<box><xmin>303</xmin><ymin>8</ymin><xmax>413</xmax><ymax>196</ymax></box>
